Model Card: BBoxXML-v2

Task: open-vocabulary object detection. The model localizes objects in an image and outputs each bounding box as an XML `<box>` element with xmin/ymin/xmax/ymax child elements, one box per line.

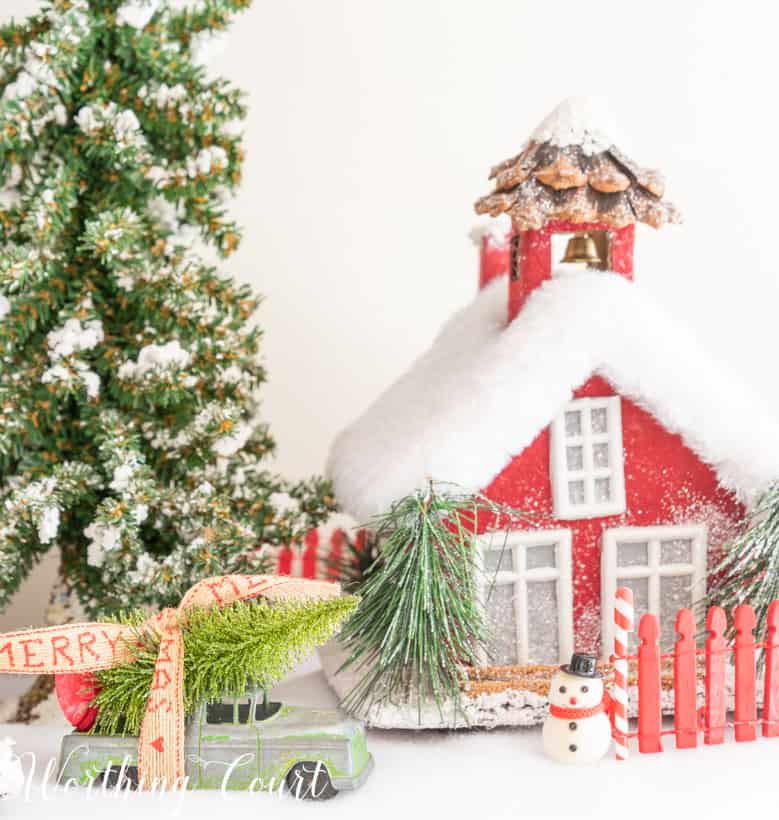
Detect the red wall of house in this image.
<box><xmin>509</xmin><ymin>221</ymin><xmax>635</xmax><ymax>320</ymax></box>
<box><xmin>478</xmin><ymin>234</ymin><xmax>511</xmax><ymax>291</ymax></box>
<box><xmin>477</xmin><ymin>374</ymin><xmax>745</xmax><ymax>655</ymax></box>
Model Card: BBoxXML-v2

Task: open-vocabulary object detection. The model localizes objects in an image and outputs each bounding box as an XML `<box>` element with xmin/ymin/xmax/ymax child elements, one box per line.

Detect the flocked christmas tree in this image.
<box><xmin>0</xmin><ymin>0</ymin><xmax>335</xmax><ymax>618</ymax></box>
<box><xmin>707</xmin><ymin>481</ymin><xmax>779</xmax><ymax>632</ymax></box>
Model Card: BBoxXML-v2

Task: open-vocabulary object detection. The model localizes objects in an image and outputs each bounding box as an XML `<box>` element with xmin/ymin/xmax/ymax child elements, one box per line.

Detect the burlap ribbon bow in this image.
<box><xmin>0</xmin><ymin>574</ymin><xmax>340</xmax><ymax>789</ymax></box>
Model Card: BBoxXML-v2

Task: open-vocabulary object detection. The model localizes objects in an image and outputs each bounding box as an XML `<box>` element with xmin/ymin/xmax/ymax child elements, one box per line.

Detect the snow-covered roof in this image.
<box><xmin>327</xmin><ymin>272</ymin><xmax>779</xmax><ymax>521</ymax></box>
<box><xmin>475</xmin><ymin>97</ymin><xmax>680</xmax><ymax>231</ymax></box>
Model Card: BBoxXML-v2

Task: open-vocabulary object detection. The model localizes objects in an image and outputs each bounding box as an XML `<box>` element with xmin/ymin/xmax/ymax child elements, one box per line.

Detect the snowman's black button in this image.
<box><xmin>569</xmin><ymin>722</ymin><xmax>577</xmax><ymax>731</ymax></box>
<box><xmin>569</xmin><ymin>744</ymin><xmax>577</xmax><ymax>752</ymax></box>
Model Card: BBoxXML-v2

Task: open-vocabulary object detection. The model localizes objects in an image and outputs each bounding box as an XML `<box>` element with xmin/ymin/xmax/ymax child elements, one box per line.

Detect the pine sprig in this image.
<box><xmin>338</xmin><ymin>482</ymin><xmax>533</xmax><ymax>722</ymax></box>
<box><xmin>166</xmin><ymin>0</ymin><xmax>252</xmax><ymax>39</ymax></box>
<box><xmin>707</xmin><ymin>481</ymin><xmax>779</xmax><ymax>632</ymax></box>
<box><xmin>92</xmin><ymin>594</ymin><xmax>358</xmax><ymax>736</ymax></box>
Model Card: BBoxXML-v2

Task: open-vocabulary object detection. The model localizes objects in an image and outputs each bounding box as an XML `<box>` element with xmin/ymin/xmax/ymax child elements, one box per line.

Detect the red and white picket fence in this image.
<box><xmin>612</xmin><ymin>586</ymin><xmax>779</xmax><ymax>759</ymax></box>
<box><xmin>269</xmin><ymin>526</ymin><xmax>368</xmax><ymax>581</ymax></box>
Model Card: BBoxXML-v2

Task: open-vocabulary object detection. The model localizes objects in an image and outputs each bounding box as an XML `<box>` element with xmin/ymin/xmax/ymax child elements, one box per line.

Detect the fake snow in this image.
<box><xmin>84</xmin><ymin>522</ymin><xmax>122</xmax><ymax>568</ymax></box>
<box><xmin>2</xmin><ymin>71</ymin><xmax>37</xmax><ymax>101</ymax></box>
<box><xmin>74</xmin><ymin>106</ymin><xmax>99</xmax><ymax>133</ymax></box>
<box><xmin>127</xmin><ymin>553</ymin><xmax>157</xmax><ymax>585</ymax></box>
<box><xmin>529</xmin><ymin>96</ymin><xmax>619</xmax><ymax>155</ymax></box>
<box><xmin>41</xmin><ymin>360</ymin><xmax>100</xmax><ymax>398</ymax></box>
<box><xmin>0</xmin><ymin>190</ymin><xmax>21</xmax><ymax>210</ymax></box>
<box><xmin>145</xmin><ymin>165</ymin><xmax>169</xmax><ymax>189</ymax></box>
<box><xmin>134</xmin><ymin>504</ymin><xmax>149</xmax><ymax>524</ymax></box>
<box><xmin>188</xmin><ymin>146</ymin><xmax>228</xmax><ymax>178</ymax></box>
<box><xmin>1</xmin><ymin>10</ymin><xmax>88</xmax><ymax>104</ymax></box>
<box><xmin>115</xmin><ymin>0</ymin><xmax>160</xmax><ymax>29</ymax></box>
<box><xmin>79</xmin><ymin>367</ymin><xmax>100</xmax><ymax>399</ymax></box>
<box><xmin>75</xmin><ymin>104</ymin><xmax>145</xmax><ymax>152</ymax></box>
<box><xmin>148</xmin><ymin>196</ymin><xmax>179</xmax><ymax>232</ymax></box>
<box><xmin>113</xmin><ymin>110</ymin><xmax>142</xmax><ymax>140</ymax></box>
<box><xmin>118</xmin><ymin>340</ymin><xmax>191</xmax><ymax>379</ymax></box>
<box><xmin>219</xmin><ymin>364</ymin><xmax>244</xmax><ymax>384</ymax></box>
<box><xmin>46</xmin><ymin>319</ymin><xmax>103</xmax><ymax>359</ymax></box>
<box><xmin>194</xmin><ymin>481</ymin><xmax>215</xmax><ymax>496</ymax></box>
<box><xmin>2</xmin><ymin>165</ymin><xmax>21</xmax><ymax>190</ymax></box>
<box><xmin>41</xmin><ymin>319</ymin><xmax>103</xmax><ymax>397</ymax></box>
<box><xmin>327</xmin><ymin>273</ymin><xmax>779</xmax><ymax>521</ymax></box>
<box><xmin>1</xmin><ymin>43</ymin><xmax>58</xmax><ymax>100</ymax></box>
<box><xmin>213</xmin><ymin>422</ymin><xmax>253</xmax><ymax>457</ymax></box>
<box><xmin>468</xmin><ymin>213</ymin><xmax>512</xmax><ymax>247</ymax></box>
<box><xmin>36</xmin><ymin>506</ymin><xmax>60</xmax><ymax>545</ymax></box>
<box><xmin>150</xmin><ymin>83</ymin><xmax>188</xmax><ymax>109</ymax></box>
<box><xmin>269</xmin><ymin>492</ymin><xmax>299</xmax><ymax>515</ymax></box>
<box><xmin>109</xmin><ymin>463</ymin><xmax>135</xmax><ymax>493</ymax></box>
<box><xmin>0</xmin><ymin>163</ymin><xmax>22</xmax><ymax>207</ymax></box>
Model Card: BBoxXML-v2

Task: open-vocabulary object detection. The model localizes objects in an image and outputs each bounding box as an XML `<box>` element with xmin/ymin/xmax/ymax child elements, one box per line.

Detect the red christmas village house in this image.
<box><xmin>324</xmin><ymin>99</ymin><xmax>779</xmax><ymax>679</ymax></box>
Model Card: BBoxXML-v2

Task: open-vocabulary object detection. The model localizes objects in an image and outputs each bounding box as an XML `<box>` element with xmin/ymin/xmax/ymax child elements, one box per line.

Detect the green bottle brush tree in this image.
<box><xmin>92</xmin><ymin>594</ymin><xmax>359</xmax><ymax>735</ymax></box>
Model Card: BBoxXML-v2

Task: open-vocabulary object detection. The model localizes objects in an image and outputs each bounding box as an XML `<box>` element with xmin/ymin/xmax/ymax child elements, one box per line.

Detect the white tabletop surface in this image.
<box><xmin>1</xmin><ymin>655</ymin><xmax>777</xmax><ymax>820</ymax></box>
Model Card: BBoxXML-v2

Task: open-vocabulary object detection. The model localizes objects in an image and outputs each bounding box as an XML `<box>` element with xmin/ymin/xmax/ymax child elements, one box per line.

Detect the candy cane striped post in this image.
<box><xmin>614</xmin><ymin>587</ymin><xmax>635</xmax><ymax>760</ymax></box>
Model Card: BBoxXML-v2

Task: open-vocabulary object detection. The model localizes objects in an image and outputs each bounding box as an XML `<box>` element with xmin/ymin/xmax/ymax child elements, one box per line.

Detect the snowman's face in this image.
<box><xmin>548</xmin><ymin>670</ymin><xmax>603</xmax><ymax>709</ymax></box>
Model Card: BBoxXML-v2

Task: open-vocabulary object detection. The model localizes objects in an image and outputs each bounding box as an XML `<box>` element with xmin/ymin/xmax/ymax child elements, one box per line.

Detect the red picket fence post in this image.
<box><xmin>276</xmin><ymin>544</ymin><xmax>293</xmax><ymax>575</ymax></box>
<box><xmin>673</xmin><ymin>608</ymin><xmax>697</xmax><ymax>749</ymax></box>
<box><xmin>704</xmin><ymin>606</ymin><xmax>727</xmax><ymax>745</ymax></box>
<box><xmin>326</xmin><ymin>528</ymin><xmax>345</xmax><ymax>580</ymax></box>
<box><xmin>763</xmin><ymin>601</ymin><xmax>779</xmax><ymax>738</ymax></box>
<box><xmin>622</xmin><ymin>595</ymin><xmax>779</xmax><ymax>757</ymax></box>
<box><xmin>734</xmin><ymin>604</ymin><xmax>757</xmax><ymax>742</ymax></box>
<box><xmin>302</xmin><ymin>528</ymin><xmax>320</xmax><ymax>578</ymax></box>
<box><xmin>638</xmin><ymin>613</ymin><xmax>662</xmax><ymax>753</ymax></box>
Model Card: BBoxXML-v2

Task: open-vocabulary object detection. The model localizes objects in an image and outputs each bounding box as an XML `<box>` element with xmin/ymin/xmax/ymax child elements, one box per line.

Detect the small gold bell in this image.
<box><xmin>560</xmin><ymin>232</ymin><xmax>602</xmax><ymax>265</ymax></box>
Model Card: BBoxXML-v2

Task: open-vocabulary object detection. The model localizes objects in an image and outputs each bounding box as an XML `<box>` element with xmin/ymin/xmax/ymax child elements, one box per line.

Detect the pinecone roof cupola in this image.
<box><xmin>474</xmin><ymin>97</ymin><xmax>681</xmax><ymax>231</ymax></box>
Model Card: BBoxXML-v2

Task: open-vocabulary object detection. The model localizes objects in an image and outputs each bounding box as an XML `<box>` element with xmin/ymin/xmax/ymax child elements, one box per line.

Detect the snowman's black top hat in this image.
<box><xmin>561</xmin><ymin>653</ymin><xmax>602</xmax><ymax>679</ymax></box>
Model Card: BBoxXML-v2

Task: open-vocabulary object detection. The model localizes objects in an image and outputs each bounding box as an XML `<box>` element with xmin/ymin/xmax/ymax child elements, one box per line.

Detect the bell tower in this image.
<box><xmin>474</xmin><ymin>98</ymin><xmax>679</xmax><ymax>323</ymax></box>
<box><xmin>508</xmin><ymin>222</ymin><xmax>635</xmax><ymax>320</ymax></box>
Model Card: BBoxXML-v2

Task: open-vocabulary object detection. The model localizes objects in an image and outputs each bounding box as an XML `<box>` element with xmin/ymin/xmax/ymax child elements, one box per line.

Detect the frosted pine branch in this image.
<box><xmin>707</xmin><ymin>481</ymin><xmax>779</xmax><ymax>636</ymax></box>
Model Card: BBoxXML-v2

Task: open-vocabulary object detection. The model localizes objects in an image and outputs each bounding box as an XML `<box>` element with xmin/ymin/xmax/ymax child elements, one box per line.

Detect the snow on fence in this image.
<box><xmin>612</xmin><ymin>586</ymin><xmax>779</xmax><ymax>758</ymax></box>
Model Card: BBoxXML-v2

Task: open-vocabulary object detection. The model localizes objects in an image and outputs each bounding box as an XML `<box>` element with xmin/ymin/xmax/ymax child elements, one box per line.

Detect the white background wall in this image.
<box><xmin>2</xmin><ymin>0</ymin><xmax>779</xmax><ymax>628</ymax></box>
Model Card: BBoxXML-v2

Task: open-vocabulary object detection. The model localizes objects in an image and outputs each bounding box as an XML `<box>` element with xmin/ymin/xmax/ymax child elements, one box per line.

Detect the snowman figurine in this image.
<box><xmin>542</xmin><ymin>653</ymin><xmax>612</xmax><ymax>764</ymax></box>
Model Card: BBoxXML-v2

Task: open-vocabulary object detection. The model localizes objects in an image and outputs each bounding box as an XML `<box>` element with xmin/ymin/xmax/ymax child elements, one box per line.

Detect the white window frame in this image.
<box><xmin>550</xmin><ymin>396</ymin><xmax>626</xmax><ymax>520</ymax></box>
<box><xmin>600</xmin><ymin>524</ymin><xmax>707</xmax><ymax>659</ymax></box>
<box><xmin>478</xmin><ymin>529</ymin><xmax>574</xmax><ymax>666</ymax></box>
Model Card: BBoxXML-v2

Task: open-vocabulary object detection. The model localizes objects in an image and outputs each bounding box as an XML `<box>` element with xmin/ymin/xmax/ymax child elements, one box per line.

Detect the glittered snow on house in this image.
<box><xmin>319</xmin><ymin>97</ymin><xmax>779</xmax><ymax>728</ymax></box>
